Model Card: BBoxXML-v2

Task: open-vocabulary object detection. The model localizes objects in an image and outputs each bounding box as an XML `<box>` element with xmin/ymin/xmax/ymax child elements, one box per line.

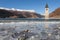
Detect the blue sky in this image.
<box><xmin>0</xmin><ymin>0</ymin><xmax>60</xmax><ymax>14</ymax></box>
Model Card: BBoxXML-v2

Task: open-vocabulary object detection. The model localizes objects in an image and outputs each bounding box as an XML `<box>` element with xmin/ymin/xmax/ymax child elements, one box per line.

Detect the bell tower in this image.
<box><xmin>45</xmin><ymin>3</ymin><xmax>49</xmax><ymax>19</ymax></box>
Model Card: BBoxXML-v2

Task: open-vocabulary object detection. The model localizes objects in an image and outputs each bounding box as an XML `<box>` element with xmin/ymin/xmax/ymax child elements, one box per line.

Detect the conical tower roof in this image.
<box><xmin>45</xmin><ymin>3</ymin><xmax>49</xmax><ymax>8</ymax></box>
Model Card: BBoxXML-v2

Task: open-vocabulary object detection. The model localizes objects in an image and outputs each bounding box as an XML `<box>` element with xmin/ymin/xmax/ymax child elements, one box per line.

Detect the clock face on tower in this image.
<box><xmin>46</xmin><ymin>9</ymin><xmax>48</xmax><ymax>10</ymax></box>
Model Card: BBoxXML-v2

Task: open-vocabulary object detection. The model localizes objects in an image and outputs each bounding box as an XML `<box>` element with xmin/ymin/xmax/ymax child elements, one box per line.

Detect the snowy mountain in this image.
<box><xmin>0</xmin><ymin>7</ymin><xmax>35</xmax><ymax>12</ymax></box>
<box><xmin>0</xmin><ymin>7</ymin><xmax>44</xmax><ymax>18</ymax></box>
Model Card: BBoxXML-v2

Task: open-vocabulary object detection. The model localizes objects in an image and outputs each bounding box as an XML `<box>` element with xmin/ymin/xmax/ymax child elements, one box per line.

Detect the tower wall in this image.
<box><xmin>45</xmin><ymin>8</ymin><xmax>49</xmax><ymax>19</ymax></box>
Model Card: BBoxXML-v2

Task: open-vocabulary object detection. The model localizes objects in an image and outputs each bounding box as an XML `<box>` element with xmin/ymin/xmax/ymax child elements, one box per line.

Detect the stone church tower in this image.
<box><xmin>45</xmin><ymin>4</ymin><xmax>49</xmax><ymax>19</ymax></box>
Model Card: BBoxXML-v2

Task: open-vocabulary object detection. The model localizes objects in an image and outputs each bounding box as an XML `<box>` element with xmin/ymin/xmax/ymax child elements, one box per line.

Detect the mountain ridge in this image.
<box><xmin>49</xmin><ymin>8</ymin><xmax>60</xmax><ymax>19</ymax></box>
<box><xmin>0</xmin><ymin>9</ymin><xmax>44</xmax><ymax>18</ymax></box>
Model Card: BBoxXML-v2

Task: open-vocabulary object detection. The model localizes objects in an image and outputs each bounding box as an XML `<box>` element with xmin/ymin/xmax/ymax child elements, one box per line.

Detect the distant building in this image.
<box><xmin>9</xmin><ymin>15</ymin><xmax>18</xmax><ymax>18</ymax></box>
<box><xmin>45</xmin><ymin>3</ymin><xmax>49</xmax><ymax>19</ymax></box>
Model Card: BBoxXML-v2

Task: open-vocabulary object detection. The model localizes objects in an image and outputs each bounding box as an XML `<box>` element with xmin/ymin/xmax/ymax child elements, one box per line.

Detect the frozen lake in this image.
<box><xmin>0</xmin><ymin>20</ymin><xmax>60</xmax><ymax>40</ymax></box>
<box><xmin>0</xmin><ymin>21</ymin><xmax>60</xmax><ymax>33</ymax></box>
